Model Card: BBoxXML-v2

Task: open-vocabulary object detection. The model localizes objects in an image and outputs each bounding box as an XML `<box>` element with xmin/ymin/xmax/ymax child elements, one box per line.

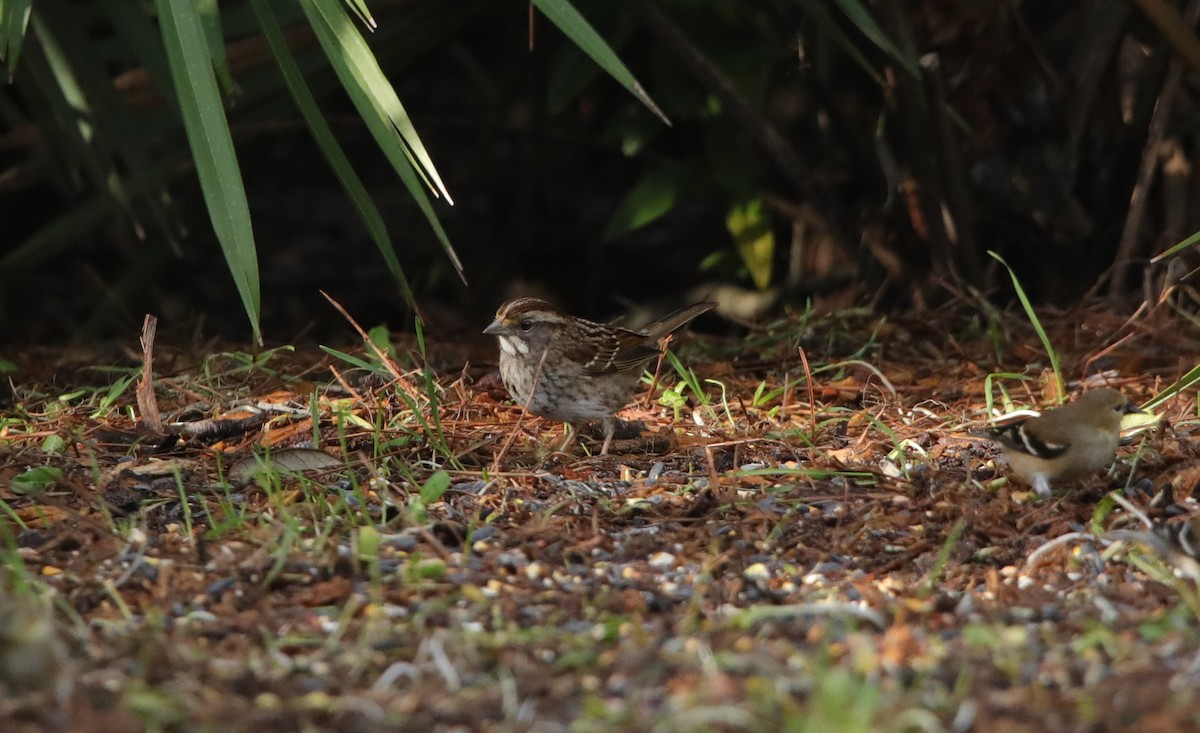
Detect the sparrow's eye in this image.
<box><xmin>519</xmin><ymin>319</ymin><xmax>534</xmax><ymax>332</ymax></box>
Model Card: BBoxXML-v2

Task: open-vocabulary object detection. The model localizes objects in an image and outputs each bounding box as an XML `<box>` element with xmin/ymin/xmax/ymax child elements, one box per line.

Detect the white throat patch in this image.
<box><xmin>498</xmin><ymin>336</ymin><xmax>529</xmax><ymax>356</ymax></box>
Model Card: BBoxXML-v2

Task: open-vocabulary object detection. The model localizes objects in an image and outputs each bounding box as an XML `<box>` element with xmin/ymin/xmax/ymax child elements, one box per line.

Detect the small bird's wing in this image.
<box><xmin>641</xmin><ymin>302</ymin><xmax>715</xmax><ymax>340</ymax></box>
<box><xmin>566</xmin><ymin>302</ymin><xmax>712</xmax><ymax>375</ymax></box>
<box><xmin>988</xmin><ymin>419</ymin><xmax>1070</xmax><ymax>459</ymax></box>
<box><xmin>564</xmin><ymin>330</ymin><xmax>659</xmax><ymax>375</ymax></box>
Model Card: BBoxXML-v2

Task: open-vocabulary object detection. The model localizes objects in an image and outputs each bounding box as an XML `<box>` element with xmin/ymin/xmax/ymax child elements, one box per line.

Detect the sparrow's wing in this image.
<box><xmin>988</xmin><ymin>420</ymin><xmax>1070</xmax><ymax>459</ymax></box>
<box><xmin>563</xmin><ymin>330</ymin><xmax>658</xmax><ymax>375</ymax></box>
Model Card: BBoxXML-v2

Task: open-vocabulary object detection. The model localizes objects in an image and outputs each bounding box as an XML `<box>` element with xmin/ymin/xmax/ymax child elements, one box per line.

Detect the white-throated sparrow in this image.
<box><xmin>483</xmin><ymin>298</ymin><xmax>713</xmax><ymax>453</ymax></box>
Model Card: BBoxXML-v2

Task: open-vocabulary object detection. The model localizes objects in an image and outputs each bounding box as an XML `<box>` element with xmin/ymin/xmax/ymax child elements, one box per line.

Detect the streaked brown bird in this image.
<box><xmin>484</xmin><ymin>298</ymin><xmax>713</xmax><ymax>453</ymax></box>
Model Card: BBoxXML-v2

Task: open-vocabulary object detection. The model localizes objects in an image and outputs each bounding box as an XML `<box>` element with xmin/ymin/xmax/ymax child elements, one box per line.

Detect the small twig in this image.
<box><xmin>626</xmin><ymin>0</ymin><xmax>846</xmax><ymax>255</ymax></box>
<box><xmin>111</xmin><ymin>536</ymin><xmax>151</xmax><ymax>589</ymax></box>
<box><xmin>1082</xmin><ymin>302</ymin><xmax>1149</xmax><ymax>377</ymax></box>
<box><xmin>727</xmin><ymin>601</ymin><xmax>886</xmax><ymax>629</ymax></box>
<box><xmin>1110</xmin><ymin>491</ymin><xmax>1155</xmax><ymax>530</ymax></box>
<box><xmin>137</xmin><ymin>314</ymin><xmax>163</xmax><ymax>433</ymax></box>
<box><xmin>703</xmin><ymin>444</ymin><xmax>721</xmax><ymax>493</ymax></box>
<box><xmin>424</xmin><ymin>632</ymin><xmax>461</xmax><ymax>691</ymax></box>
<box><xmin>1023</xmin><ymin>531</ymin><xmax>1099</xmax><ymax>571</ymax></box>
<box><xmin>874</xmin><ymin>538</ymin><xmax>933</xmax><ymax>576</ymax></box>
<box><xmin>327</xmin><ymin>364</ymin><xmax>364</xmax><ymax>402</ymax></box>
<box><xmin>1002</xmin><ymin>0</ymin><xmax>1068</xmax><ymax>96</ymax></box>
<box><xmin>642</xmin><ymin>334</ymin><xmax>672</xmax><ymax>410</ymax></box>
<box><xmin>320</xmin><ymin>290</ymin><xmax>421</xmax><ymax>401</ymax></box>
<box><xmin>1129</xmin><ymin>0</ymin><xmax>1200</xmax><ymax>81</ymax></box>
<box><xmin>416</xmin><ymin>526</ymin><xmax>453</xmax><ymax>563</ymax></box>
<box><xmin>1114</xmin><ymin>0</ymin><xmax>1200</xmax><ymax>296</ymax></box>
<box><xmin>798</xmin><ymin>346</ymin><xmax>816</xmax><ymax>439</ymax></box>
<box><xmin>373</xmin><ymin>662</ymin><xmax>420</xmax><ymax>691</ymax></box>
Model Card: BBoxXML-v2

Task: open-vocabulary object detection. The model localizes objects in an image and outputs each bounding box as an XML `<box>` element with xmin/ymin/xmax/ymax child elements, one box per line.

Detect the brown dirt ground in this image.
<box><xmin>2</xmin><ymin>304</ymin><xmax>1200</xmax><ymax>732</ymax></box>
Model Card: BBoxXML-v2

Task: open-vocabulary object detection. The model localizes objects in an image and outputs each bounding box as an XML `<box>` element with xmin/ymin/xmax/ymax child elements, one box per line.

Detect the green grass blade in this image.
<box><xmin>27</xmin><ymin>16</ymin><xmax>140</xmax><ymax>229</ymax></box>
<box><xmin>196</xmin><ymin>0</ymin><xmax>236</xmax><ymax>96</ymax></box>
<box><xmin>988</xmin><ymin>251</ymin><xmax>1064</xmax><ymax>403</ymax></box>
<box><xmin>982</xmin><ymin>372</ymin><xmax>1034</xmax><ymax>417</ymax></box>
<box><xmin>299</xmin><ymin>0</ymin><xmax>465</xmax><ymax>285</ymax></box>
<box><xmin>603</xmin><ymin>166</ymin><xmax>680</xmax><ymax>241</ymax></box>
<box><xmin>795</xmin><ymin>0</ymin><xmax>881</xmax><ymax>83</ymax></box>
<box><xmin>302</xmin><ymin>0</ymin><xmax>450</xmax><ymax>203</ymax></box>
<box><xmin>531</xmin><ymin>0</ymin><xmax>670</xmax><ymax>125</ymax></box>
<box><xmin>155</xmin><ymin>0</ymin><xmax>262</xmax><ymax>342</ymax></box>
<box><xmin>726</xmin><ymin>198</ymin><xmax>775</xmax><ymax>291</ymax></box>
<box><xmin>1151</xmin><ymin>229</ymin><xmax>1200</xmax><ymax>263</ymax></box>
<box><xmin>34</xmin><ymin>10</ymin><xmax>181</xmax><ymax>247</ymax></box>
<box><xmin>0</xmin><ymin>0</ymin><xmax>32</xmax><ymax>76</ymax></box>
<box><xmin>921</xmin><ymin>519</ymin><xmax>965</xmax><ymax>596</ymax></box>
<box><xmin>414</xmin><ymin>316</ymin><xmax>445</xmax><ymax>444</ymax></box>
<box><xmin>340</xmin><ymin>0</ymin><xmax>376</xmax><ymax>29</ymax></box>
<box><xmin>1143</xmin><ymin>365</ymin><xmax>1200</xmax><ymax>411</ymax></box>
<box><xmin>248</xmin><ymin>0</ymin><xmax>416</xmax><ymax>308</ymax></box>
<box><xmin>831</xmin><ymin>0</ymin><xmax>920</xmax><ymax>77</ymax></box>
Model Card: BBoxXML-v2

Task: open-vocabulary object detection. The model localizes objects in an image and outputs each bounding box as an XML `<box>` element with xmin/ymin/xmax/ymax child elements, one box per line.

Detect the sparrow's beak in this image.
<box><xmin>483</xmin><ymin>319</ymin><xmax>505</xmax><ymax>336</ymax></box>
<box><xmin>1122</xmin><ymin>400</ymin><xmax>1145</xmax><ymax>415</ymax></box>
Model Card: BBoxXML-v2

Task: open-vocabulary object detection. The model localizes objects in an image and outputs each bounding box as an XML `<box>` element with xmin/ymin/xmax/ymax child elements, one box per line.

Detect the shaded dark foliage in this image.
<box><xmin>0</xmin><ymin>0</ymin><xmax>1194</xmax><ymax>341</ymax></box>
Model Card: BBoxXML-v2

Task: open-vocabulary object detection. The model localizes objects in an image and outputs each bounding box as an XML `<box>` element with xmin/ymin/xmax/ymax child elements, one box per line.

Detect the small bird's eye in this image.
<box><xmin>519</xmin><ymin>319</ymin><xmax>534</xmax><ymax>332</ymax></box>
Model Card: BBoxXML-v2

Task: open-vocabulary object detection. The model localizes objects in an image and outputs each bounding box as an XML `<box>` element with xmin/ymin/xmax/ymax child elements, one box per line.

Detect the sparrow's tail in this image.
<box><xmin>642</xmin><ymin>302</ymin><xmax>715</xmax><ymax>340</ymax></box>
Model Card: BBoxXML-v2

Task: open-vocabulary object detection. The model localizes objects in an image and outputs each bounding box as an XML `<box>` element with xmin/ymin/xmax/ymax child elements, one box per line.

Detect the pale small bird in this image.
<box><xmin>980</xmin><ymin>388</ymin><xmax>1143</xmax><ymax>498</ymax></box>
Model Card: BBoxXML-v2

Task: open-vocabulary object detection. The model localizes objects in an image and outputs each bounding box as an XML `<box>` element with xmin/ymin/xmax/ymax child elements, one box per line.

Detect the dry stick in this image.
<box><xmin>527</xmin><ymin>1</ymin><xmax>535</xmax><ymax>51</ymax></box>
<box><xmin>798</xmin><ymin>346</ymin><xmax>816</xmax><ymax>439</ymax></box>
<box><xmin>918</xmin><ymin>52</ymin><xmax>979</xmax><ymax>280</ymax></box>
<box><xmin>1110</xmin><ymin>492</ymin><xmax>1155</xmax><ymax>530</ymax></box>
<box><xmin>703</xmin><ymin>444</ymin><xmax>724</xmax><ymax>504</ymax></box>
<box><xmin>1023</xmin><ymin>532</ymin><xmax>1100</xmax><ymax>572</ymax></box>
<box><xmin>1130</xmin><ymin>0</ymin><xmax>1200</xmax><ymax>80</ymax></box>
<box><xmin>327</xmin><ymin>364</ymin><xmax>365</xmax><ymax>402</ymax></box>
<box><xmin>1002</xmin><ymin>0</ymin><xmax>1068</xmax><ymax>96</ymax></box>
<box><xmin>416</xmin><ymin>526</ymin><xmax>453</xmax><ymax>563</ymax></box>
<box><xmin>1062</xmin><ymin>1</ymin><xmax>1131</xmax><ymax>180</ymax></box>
<box><xmin>137</xmin><ymin>314</ymin><xmax>163</xmax><ymax>433</ymax></box>
<box><xmin>491</xmin><ymin>348</ymin><xmax>549</xmax><ymax>474</ymax></box>
<box><xmin>626</xmin><ymin>0</ymin><xmax>846</xmax><ymax>255</ymax></box>
<box><xmin>1114</xmin><ymin>0</ymin><xmax>1200</xmax><ymax>297</ymax></box>
<box><xmin>320</xmin><ymin>290</ymin><xmax>422</xmax><ymax>402</ymax></box>
<box><xmin>637</xmin><ymin>335</ymin><xmax>678</xmax><ymax>449</ymax></box>
<box><xmin>1081</xmin><ymin>302</ymin><xmax>1150</xmax><ymax>378</ymax></box>
<box><xmin>643</xmin><ymin>334</ymin><xmax>673</xmax><ymax>408</ymax></box>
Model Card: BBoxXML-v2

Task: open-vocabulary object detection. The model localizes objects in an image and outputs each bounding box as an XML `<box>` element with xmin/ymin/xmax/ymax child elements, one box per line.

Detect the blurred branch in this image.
<box><xmin>1128</xmin><ymin>0</ymin><xmax>1200</xmax><ymax>81</ymax></box>
<box><xmin>625</xmin><ymin>0</ymin><xmax>849</xmax><ymax>256</ymax></box>
<box><xmin>875</xmin><ymin>2</ymin><xmax>964</xmax><ymax>281</ymax></box>
<box><xmin>918</xmin><ymin>52</ymin><xmax>979</xmax><ymax>281</ymax></box>
<box><xmin>1063</xmin><ymin>0</ymin><xmax>1129</xmax><ymax>181</ymax></box>
<box><xmin>1114</xmin><ymin>0</ymin><xmax>1200</xmax><ymax>296</ymax></box>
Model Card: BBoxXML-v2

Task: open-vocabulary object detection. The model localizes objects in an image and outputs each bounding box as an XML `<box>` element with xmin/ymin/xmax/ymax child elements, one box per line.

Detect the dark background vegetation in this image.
<box><xmin>1</xmin><ymin>0</ymin><xmax>1196</xmax><ymax>343</ymax></box>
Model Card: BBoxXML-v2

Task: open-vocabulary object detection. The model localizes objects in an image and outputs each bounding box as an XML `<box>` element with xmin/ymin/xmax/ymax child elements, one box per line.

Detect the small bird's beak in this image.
<box><xmin>483</xmin><ymin>319</ymin><xmax>505</xmax><ymax>336</ymax></box>
<box><xmin>1122</xmin><ymin>400</ymin><xmax>1145</xmax><ymax>415</ymax></box>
